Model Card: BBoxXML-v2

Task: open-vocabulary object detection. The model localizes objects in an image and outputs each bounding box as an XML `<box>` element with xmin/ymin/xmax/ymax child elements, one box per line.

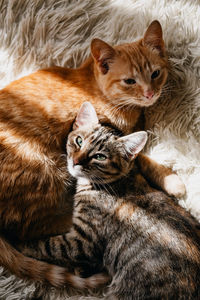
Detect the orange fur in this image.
<box><xmin>0</xmin><ymin>20</ymin><xmax>184</xmax><ymax>286</ymax></box>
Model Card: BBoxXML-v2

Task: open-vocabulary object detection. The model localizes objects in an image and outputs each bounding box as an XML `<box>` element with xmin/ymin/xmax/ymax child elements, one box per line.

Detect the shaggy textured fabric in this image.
<box><xmin>0</xmin><ymin>0</ymin><xmax>199</xmax><ymax>299</ymax></box>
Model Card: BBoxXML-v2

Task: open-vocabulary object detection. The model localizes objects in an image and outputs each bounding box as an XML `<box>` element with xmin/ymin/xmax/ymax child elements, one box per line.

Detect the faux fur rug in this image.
<box><xmin>0</xmin><ymin>0</ymin><xmax>199</xmax><ymax>299</ymax></box>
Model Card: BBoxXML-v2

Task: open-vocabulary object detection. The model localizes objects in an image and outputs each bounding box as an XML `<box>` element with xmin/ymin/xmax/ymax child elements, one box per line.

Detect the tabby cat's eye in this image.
<box><xmin>124</xmin><ymin>78</ymin><xmax>136</xmax><ymax>85</ymax></box>
<box><xmin>76</xmin><ymin>136</ymin><xmax>83</xmax><ymax>147</ymax></box>
<box><xmin>93</xmin><ymin>154</ymin><xmax>107</xmax><ymax>161</ymax></box>
<box><xmin>151</xmin><ymin>70</ymin><xmax>160</xmax><ymax>79</ymax></box>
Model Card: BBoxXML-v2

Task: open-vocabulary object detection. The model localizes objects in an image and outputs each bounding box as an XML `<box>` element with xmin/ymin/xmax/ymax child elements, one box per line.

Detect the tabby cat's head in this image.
<box><xmin>91</xmin><ymin>20</ymin><xmax>168</xmax><ymax>107</ymax></box>
<box><xmin>67</xmin><ymin>102</ymin><xmax>147</xmax><ymax>184</ymax></box>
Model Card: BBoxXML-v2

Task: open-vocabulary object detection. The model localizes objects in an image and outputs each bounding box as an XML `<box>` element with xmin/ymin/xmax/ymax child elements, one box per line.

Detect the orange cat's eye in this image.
<box><xmin>151</xmin><ymin>70</ymin><xmax>160</xmax><ymax>79</ymax></box>
<box><xmin>100</xmin><ymin>61</ymin><xmax>109</xmax><ymax>74</ymax></box>
<box><xmin>124</xmin><ymin>78</ymin><xmax>136</xmax><ymax>85</ymax></box>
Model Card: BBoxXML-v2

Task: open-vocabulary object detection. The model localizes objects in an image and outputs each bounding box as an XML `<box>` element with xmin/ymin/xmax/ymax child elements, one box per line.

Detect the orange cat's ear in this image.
<box><xmin>143</xmin><ymin>20</ymin><xmax>165</xmax><ymax>56</ymax></box>
<box><xmin>91</xmin><ymin>39</ymin><xmax>115</xmax><ymax>74</ymax></box>
<box><xmin>73</xmin><ymin>102</ymin><xmax>99</xmax><ymax>130</ymax></box>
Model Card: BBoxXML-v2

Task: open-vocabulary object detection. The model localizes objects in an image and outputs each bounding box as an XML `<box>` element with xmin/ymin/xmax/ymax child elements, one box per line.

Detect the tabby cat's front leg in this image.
<box><xmin>137</xmin><ymin>153</ymin><xmax>186</xmax><ymax>197</ymax></box>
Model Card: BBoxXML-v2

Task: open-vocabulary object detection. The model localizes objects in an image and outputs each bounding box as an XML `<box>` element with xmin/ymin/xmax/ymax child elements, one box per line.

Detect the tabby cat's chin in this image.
<box><xmin>67</xmin><ymin>158</ymin><xmax>83</xmax><ymax>179</ymax></box>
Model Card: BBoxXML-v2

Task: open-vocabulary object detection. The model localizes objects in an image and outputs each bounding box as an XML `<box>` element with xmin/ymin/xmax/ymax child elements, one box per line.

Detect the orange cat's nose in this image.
<box><xmin>144</xmin><ymin>91</ymin><xmax>154</xmax><ymax>99</ymax></box>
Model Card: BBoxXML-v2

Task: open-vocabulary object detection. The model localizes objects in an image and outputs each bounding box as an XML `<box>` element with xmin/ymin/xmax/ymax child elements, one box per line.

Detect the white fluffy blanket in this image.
<box><xmin>0</xmin><ymin>0</ymin><xmax>199</xmax><ymax>299</ymax></box>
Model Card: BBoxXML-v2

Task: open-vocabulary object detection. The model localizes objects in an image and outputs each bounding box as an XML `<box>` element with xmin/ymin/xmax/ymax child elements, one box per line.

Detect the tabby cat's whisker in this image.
<box><xmin>91</xmin><ymin>175</ymin><xmax>113</xmax><ymax>197</ymax></box>
<box><xmin>98</xmin><ymin>177</ymin><xmax>117</xmax><ymax>197</ymax></box>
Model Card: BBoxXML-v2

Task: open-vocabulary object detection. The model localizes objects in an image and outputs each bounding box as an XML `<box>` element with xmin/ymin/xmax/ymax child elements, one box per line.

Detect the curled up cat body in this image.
<box><xmin>0</xmin><ymin>20</ymin><xmax>185</xmax><ymax>285</ymax></box>
<box><xmin>22</xmin><ymin>102</ymin><xmax>200</xmax><ymax>299</ymax></box>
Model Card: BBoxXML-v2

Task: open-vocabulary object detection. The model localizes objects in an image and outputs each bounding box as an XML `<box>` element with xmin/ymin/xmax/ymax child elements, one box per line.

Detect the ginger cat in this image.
<box><xmin>0</xmin><ymin>20</ymin><xmax>185</xmax><ymax>286</ymax></box>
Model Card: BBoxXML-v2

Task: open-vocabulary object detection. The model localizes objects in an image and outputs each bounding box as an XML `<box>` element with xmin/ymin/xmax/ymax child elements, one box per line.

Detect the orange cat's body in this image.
<box><xmin>1</xmin><ymin>61</ymin><xmax>143</xmax><ymax>241</ymax></box>
<box><xmin>0</xmin><ymin>21</ymin><xmax>185</xmax><ymax>286</ymax></box>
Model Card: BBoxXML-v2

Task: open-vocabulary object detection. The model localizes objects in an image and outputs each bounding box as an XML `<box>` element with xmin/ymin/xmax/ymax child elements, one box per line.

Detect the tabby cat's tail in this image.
<box><xmin>0</xmin><ymin>236</ymin><xmax>109</xmax><ymax>288</ymax></box>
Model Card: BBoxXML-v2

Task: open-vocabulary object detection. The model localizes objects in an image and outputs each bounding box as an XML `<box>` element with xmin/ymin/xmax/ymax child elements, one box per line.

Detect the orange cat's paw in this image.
<box><xmin>164</xmin><ymin>174</ymin><xmax>186</xmax><ymax>198</ymax></box>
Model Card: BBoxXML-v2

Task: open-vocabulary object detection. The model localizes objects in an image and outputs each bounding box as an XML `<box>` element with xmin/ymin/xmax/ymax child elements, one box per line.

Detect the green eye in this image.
<box><xmin>76</xmin><ymin>136</ymin><xmax>83</xmax><ymax>147</ymax></box>
<box><xmin>93</xmin><ymin>154</ymin><xmax>107</xmax><ymax>161</ymax></box>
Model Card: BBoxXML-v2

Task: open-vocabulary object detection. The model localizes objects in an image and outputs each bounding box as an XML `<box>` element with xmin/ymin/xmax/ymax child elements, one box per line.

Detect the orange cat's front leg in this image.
<box><xmin>137</xmin><ymin>153</ymin><xmax>186</xmax><ymax>198</ymax></box>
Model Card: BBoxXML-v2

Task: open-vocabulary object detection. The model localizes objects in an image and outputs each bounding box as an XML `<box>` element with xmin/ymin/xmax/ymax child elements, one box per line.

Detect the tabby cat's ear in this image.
<box><xmin>73</xmin><ymin>102</ymin><xmax>99</xmax><ymax>129</ymax></box>
<box><xmin>91</xmin><ymin>38</ymin><xmax>115</xmax><ymax>74</ymax></box>
<box><xmin>142</xmin><ymin>20</ymin><xmax>165</xmax><ymax>56</ymax></box>
<box><xmin>119</xmin><ymin>131</ymin><xmax>147</xmax><ymax>159</ymax></box>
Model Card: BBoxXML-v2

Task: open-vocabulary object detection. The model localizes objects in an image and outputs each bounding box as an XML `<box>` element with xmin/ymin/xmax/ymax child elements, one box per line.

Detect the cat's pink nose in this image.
<box><xmin>144</xmin><ymin>90</ymin><xmax>154</xmax><ymax>99</ymax></box>
<box><xmin>73</xmin><ymin>158</ymin><xmax>79</xmax><ymax>166</ymax></box>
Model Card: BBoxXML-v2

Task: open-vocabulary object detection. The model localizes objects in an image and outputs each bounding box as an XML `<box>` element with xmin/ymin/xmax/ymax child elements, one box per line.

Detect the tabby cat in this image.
<box><xmin>22</xmin><ymin>102</ymin><xmax>200</xmax><ymax>299</ymax></box>
<box><xmin>0</xmin><ymin>20</ymin><xmax>185</xmax><ymax>285</ymax></box>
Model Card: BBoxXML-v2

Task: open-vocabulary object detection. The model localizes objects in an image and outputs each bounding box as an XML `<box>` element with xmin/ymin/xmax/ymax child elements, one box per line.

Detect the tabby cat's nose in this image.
<box><xmin>73</xmin><ymin>158</ymin><xmax>79</xmax><ymax>166</ymax></box>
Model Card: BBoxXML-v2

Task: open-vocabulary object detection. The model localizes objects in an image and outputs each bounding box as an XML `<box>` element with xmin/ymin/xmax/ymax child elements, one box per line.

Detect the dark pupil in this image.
<box><xmin>102</xmin><ymin>62</ymin><xmax>109</xmax><ymax>71</ymax></box>
<box><xmin>151</xmin><ymin>70</ymin><xmax>160</xmax><ymax>79</ymax></box>
<box><xmin>124</xmin><ymin>78</ymin><xmax>136</xmax><ymax>85</ymax></box>
<box><xmin>76</xmin><ymin>136</ymin><xmax>82</xmax><ymax>146</ymax></box>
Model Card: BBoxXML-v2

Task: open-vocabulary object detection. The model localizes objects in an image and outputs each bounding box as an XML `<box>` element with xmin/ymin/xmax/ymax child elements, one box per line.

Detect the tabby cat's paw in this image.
<box><xmin>164</xmin><ymin>174</ymin><xmax>186</xmax><ymax>198</ymax></box>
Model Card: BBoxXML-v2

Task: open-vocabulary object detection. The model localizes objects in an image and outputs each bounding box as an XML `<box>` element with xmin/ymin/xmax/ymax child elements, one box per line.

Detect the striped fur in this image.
<box><xmin>0</xmin><ymin>20</ymin><xmax>184</xmax><ymax>286</ymax></box>
<box><xmin>22</xmin><ymin>120</ymin><xmax>200</xmax><ymax>299</ymax></box>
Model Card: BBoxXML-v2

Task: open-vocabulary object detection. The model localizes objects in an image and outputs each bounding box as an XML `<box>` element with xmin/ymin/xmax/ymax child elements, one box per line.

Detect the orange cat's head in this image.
<box><xmin>91</xmin><ymin>20</ymin><xmax>168</xmax><ymax>107</ymax></box>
